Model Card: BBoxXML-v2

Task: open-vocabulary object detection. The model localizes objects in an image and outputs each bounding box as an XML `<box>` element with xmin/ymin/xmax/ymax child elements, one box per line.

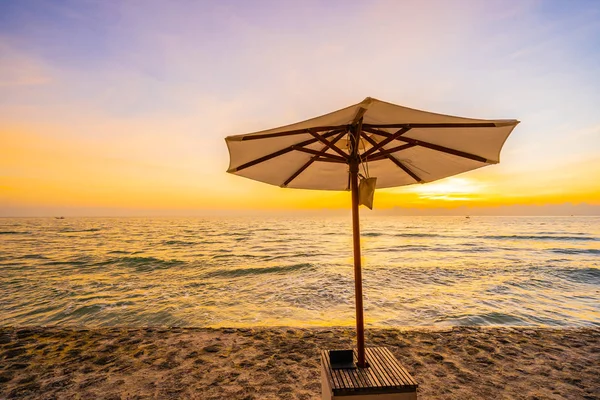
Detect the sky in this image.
<box><xmin>1</xmin><ymin>0</ymin><xmax>599</xmax><ymax>216</ymax></box>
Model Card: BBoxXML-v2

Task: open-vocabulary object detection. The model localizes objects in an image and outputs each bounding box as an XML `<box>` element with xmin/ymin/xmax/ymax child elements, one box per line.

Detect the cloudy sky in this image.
<box><xmin>1</xmin><ymin>0</ymin><xmax>599</xmax><ymax>216</ymax></box>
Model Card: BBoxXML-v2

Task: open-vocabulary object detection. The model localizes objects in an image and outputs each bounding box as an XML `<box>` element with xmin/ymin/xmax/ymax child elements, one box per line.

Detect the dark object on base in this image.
<box><xmin>329</xmin><ymin>349</ymin><xmax>356</xmax><ymax>369</ymax></box>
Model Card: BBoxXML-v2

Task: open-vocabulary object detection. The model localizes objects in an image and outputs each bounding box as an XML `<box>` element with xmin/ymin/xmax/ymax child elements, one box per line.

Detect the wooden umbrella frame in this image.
<box><xmin>229</xmin><ymin>110</ymin><xmax>502</xmax><ymax>368</ymax></box>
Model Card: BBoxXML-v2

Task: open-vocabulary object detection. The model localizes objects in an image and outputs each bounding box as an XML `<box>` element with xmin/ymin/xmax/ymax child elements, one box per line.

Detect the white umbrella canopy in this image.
<box><xmin>224</xmin><ymin>97</ymin><xmax>519</xmax><ymax>368</ymax></box>
<box><xmin>226</xmin><ymin>97</ymin><xmax>519</xmax><ymax>191</ymax></box>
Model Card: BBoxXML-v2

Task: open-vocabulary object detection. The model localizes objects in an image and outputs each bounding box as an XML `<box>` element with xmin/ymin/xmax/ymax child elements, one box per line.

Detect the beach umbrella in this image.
<box><xmin>225</xmin><ymin>97</ymin><xmax>519</xmax><ymax>367</ymax></box>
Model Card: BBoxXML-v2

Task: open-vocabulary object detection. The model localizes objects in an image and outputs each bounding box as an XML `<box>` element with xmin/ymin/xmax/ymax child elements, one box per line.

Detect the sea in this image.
<box><xmin>0</xmin><ymin>216</ymin><xmax>598</xmax><ymax>328</ymax></box>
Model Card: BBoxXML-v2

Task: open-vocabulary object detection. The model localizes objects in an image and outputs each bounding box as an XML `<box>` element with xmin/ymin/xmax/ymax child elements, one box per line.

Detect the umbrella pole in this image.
<box><xmin>350</xmin><ymin>161</ymin><xmax>366</xmax><ymax>368</ymax></box>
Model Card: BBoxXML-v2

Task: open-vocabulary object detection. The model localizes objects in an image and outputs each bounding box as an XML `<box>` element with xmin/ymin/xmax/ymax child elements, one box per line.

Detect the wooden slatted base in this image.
<box><xmin>320</xmin><ymin>347</ymin><xmax>418</xmax><ymax>399</ymax></box>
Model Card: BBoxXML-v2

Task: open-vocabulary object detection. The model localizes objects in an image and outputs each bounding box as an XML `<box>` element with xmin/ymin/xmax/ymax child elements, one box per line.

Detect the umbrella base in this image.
<box><xmin>320</xmin><ymin>347</ymin><xmax>418</xmax><ymax>400</ymax></box>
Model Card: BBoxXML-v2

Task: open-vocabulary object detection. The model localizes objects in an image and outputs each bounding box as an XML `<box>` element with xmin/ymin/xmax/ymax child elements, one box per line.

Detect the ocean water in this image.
<box><xmin>0</xmin><ymin>216</ymin><xmax>598</xmax><ymax>328</ymax></box>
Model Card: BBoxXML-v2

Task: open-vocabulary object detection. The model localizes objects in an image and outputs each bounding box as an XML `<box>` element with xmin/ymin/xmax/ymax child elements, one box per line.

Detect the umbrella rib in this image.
<box><xmin>361</xmin><ymin>127</ymin><xmax>411</xmax><ymax>159</ymax></box>
<box><xmin>308</xmin><ymin>129</ymin><xmax>350</xmax><ymax>159</ymax></box>
<box><xmin>231</xmin><ymin>129</ymin><xmax>345</xmax><ymax>173</ymax></box>
<box><xmin>353</xmin><ymin>107</ymin><xmax>368</xmax><ymax>124</ymax></box>
<box><xmin>387</xmin><ymin>156</ymin><xmax>423</xmax><ymax>183</ymax></box>
<box><xmin>238</xmin><ymin>125</ymin><xmax>348</xmax><ymax>141</ymax></box>
<box><xmin>360</xmin><ymin>132</ymin><xmax>423</xmax><ymax>183</ymax></box>
<box><xmin>363</xmin><ymin>122</ymin><xmax>497</xmax><ymax>129</ymax></box>
<box><xmin>314</xmin><ymin>157</ymin><xmax>345</xmax><ymax>163</ymax></box>
<box><xmin>292</xmin><ymin>147</ymin><xmax>346</xmax><ymax>162</ymax></box>
<box><xmin>367</xmin><ymin>143</ymin><xmax>416</xmax><ymax>161</ymax></box>
<box><xmin>282</xmin><ymin>130</ymin><xmax>348</xmax><ymax>187</ymax></box>
<box><xmin>362</xmin><ymin>127</ymin><xmax>491</xmax><ymax>163</ymax></box>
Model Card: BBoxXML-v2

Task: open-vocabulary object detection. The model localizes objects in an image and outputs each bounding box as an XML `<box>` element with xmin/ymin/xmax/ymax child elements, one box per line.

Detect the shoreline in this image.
<box><xmin>1</xmin><ymin>326</ymin><xmax>598</xmax><ymax>399</ymax></box>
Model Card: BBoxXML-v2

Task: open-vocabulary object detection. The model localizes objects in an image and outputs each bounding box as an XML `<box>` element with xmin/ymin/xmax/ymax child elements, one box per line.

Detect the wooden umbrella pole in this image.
<box><xmin>350</xmin><ymin>160</ymin><xmax>366</xmax><ymax>368</ymax></box>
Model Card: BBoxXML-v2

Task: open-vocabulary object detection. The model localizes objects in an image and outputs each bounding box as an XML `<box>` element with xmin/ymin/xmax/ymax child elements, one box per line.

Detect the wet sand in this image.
<box><xmin>0</xmin><ymin>327</ymin><xmax>598</xmax><ymax>399</ymax></box>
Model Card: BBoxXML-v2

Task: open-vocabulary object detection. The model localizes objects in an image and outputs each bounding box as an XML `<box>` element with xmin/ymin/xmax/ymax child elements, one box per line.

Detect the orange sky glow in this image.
<box><xmin>1</xmin><ymin>1</ymin><xmax>599</xmax><ymax>216</ymax></box>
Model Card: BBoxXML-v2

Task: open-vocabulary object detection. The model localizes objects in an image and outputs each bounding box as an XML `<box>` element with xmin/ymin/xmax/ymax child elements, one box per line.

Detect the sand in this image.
<box><xmin>0</xmin><ymin>327</ymin><xmax>598</xmax><ymax>399</ymax></box>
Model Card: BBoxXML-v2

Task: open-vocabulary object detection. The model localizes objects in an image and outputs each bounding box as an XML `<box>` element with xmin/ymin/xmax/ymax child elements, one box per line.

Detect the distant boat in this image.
<box><xmin>465</xmin><ymin>216</ymin><xmax>470</xmax><ymax>219</ymax></box>
<box><xmin>55</xmin><ymin>217</ymin><xmax>65</xmax><ymax>220</ymax></box>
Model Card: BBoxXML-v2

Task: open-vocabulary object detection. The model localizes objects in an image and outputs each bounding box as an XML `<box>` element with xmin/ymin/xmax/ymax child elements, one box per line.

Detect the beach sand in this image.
<box><xmin>0</xmin><ymin>327</ymin><xmax>598</xmax><ymax>399</ymax></box>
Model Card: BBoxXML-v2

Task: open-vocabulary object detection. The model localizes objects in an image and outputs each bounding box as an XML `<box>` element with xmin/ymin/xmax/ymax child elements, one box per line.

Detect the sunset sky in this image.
<box><xmin>1</xmin><ymin>0</ymin><xmax>599</xmax><ymax>216</ymax></box>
